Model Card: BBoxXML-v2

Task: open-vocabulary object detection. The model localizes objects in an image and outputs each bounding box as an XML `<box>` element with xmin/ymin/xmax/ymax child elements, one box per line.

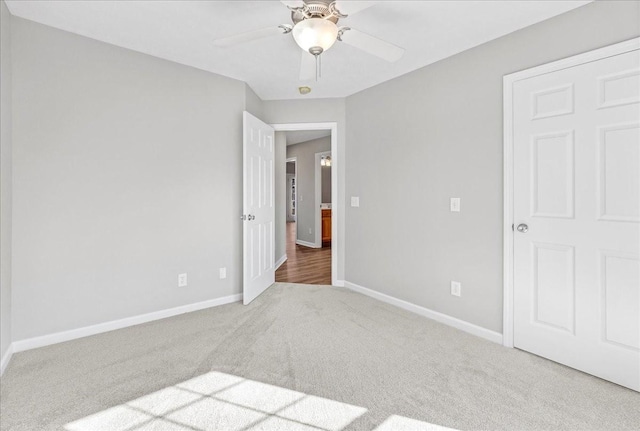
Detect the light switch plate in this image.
<box><xmin>450</xmin><ymin>198</ymin><xmax>461</xmax><ymax>212</ymax></box>
<box><xmin>451</xmin><ymin>281</ymin><xmax>461</xmax><ymax>297</ymax></box>
<box><xmin>351</xmin><ymin>196</ymin><xmax>360</xmax><ymax>207</ymax></box>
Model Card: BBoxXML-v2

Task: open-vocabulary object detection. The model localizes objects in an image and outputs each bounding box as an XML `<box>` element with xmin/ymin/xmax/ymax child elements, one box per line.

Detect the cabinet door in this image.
<box><xmin>322</xmin><ymin>210</ymin><xmax>332</xmax><ymax>243</ymax></box>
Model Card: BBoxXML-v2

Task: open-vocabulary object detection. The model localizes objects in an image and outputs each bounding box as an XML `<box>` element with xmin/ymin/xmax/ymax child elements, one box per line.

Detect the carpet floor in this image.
<box><xmin>0</xmin><ymin>283</ymin><xmax>638</xmax><ymax>431</ymax></box>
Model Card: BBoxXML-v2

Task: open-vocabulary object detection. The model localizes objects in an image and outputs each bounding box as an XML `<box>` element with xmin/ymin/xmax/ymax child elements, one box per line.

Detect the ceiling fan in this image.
<box><xmin>212</xmin><ymin>0</ymin><xmax>405</xmax><ymax>81</ymax></box>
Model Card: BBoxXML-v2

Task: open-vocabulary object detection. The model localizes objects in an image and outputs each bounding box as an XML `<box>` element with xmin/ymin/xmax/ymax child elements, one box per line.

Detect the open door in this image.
<box><xmin>242</xmin><ymin>111</ymin><xmax>275</xmax><ymax>304</ymax></box>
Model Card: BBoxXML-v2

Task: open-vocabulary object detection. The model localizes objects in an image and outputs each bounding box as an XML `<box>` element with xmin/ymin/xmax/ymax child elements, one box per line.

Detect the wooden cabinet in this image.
<box><xmin>321</xmin><ymin>209</ymin><xmax>331</xmax><ymax>246</ymax></box>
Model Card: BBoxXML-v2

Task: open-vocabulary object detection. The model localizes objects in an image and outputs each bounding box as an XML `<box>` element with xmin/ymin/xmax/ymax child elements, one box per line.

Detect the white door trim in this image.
<box><xmin>272</xmin><ymin>122</ymin><xmax>339</xmax><ymax>286</ymax></box>
<box><xmin>315</xmin><ymin>150</ymin><xmax>331</xmax><ymax>248</ymax></box>
<box><xmin>502</xmin><ymin>37</ymin><xmax>640</xmax><ymax>348</ymax></box>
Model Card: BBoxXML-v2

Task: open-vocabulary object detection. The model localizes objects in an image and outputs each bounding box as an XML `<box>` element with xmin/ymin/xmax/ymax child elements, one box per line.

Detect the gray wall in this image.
<box><xmin>286</xmin><ymin>137</ymin><xmax>331</xmax><ymax>245</ymax></box>
<box><xmin>345</xmin><ymin>0</ymin><xmax>640</xmax><ymax>333</ymax></box>
<box><xmin>274</xmin><ymin>132</ymin><xmax>287</xmax><ymax>263</ymax></box>
<box><xmin>1</xmin><ymin>0</ymin><xmax>12</xmax><ymax>361</ymax></box>
<box><xmin>245</xmin><ymin>84</ymin><xmax>264</xmax><ymax>120</ymax></box>
<box><xmin>262</xmin><ymin>99</ymin><xmax>345</xmax><ymax>278</ymax></box>
<box><xmin>11</xmin><ymin>17</ymin><xmax>247</xmax><ymax>341</ymax></box>
<box><xmin>321</xmin><ymin>165</ymin><xmax>331</xmax><ymax>203</ymax></box>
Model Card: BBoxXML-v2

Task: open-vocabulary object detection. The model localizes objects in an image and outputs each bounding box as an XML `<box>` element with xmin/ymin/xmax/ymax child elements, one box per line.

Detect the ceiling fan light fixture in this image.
<box><xmin>292</xmin><ymin>18</ymin><xmax>338</xmax><ymax>54</ymax></box>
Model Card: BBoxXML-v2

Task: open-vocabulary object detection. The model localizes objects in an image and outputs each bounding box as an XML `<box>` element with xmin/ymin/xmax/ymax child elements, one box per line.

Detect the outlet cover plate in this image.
<box><xmin>451</xmin><ymin>281</ymin><xmax>461</xmax><ymax>297</ymax></box>
<box><xmin>178</xmin><ymin>273</ymin><xmax>188</xmax><ymax>287</ymax></box>
<box><xmin>450</xmin><ymin>198</ymin><xmax>461</xmax><ymax>212</ymax></box>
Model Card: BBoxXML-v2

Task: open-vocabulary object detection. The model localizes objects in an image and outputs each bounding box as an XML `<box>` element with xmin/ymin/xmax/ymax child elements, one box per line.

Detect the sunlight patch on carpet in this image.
<box><xmin>64</xmin><ymin>371</ymin><xmax>454</xmax><ymax>431</ymax></box>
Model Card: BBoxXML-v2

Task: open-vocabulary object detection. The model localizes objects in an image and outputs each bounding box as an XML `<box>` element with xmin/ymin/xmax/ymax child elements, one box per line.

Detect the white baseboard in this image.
<box><xmin>334</xmin><ymin>279</ymin><xmax>345</xmax><ymax>287</ymax></box>
<box><xmin>296</xmin><ymin>239</ymin><xmax>320</xmax><ymax>249</ymax></box>
<box><xmin>343</xmin><ymin>281</ymin><xmax>503</xmax><ymax>344</ymax></box>
<box><xmin>275</xmin><ymin>254</ymin><xmax>287</xmax><ymax>270</ymax></box>
<box><xmin>12</xmin><ymin>293</ymin><xmax>242</xmax><ymax>353</ymax></box>
<box><xmin>0</xmin><ymin>344</ymin><xmax>13</xmax><ymax>377</ymax></box>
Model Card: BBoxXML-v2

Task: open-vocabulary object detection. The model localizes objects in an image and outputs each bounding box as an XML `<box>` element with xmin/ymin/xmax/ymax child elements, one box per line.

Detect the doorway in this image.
<box><xmin>286</xmin><ymin>158</ymin><xmax>297</xmax><ymax>225</ymax></box>
<box><xmin>316</xmin><ymin>150</ymin><xmax>332</xmax><ymax>249</ymax></box>
<box><xmin>273</xmin><ymin>125</ymin><xmax>337</xmax><ymax>285</ymax></box>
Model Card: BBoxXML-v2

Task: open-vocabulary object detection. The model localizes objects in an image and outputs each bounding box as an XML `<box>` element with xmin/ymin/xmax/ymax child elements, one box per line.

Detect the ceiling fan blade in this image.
<box><xmin>334</xmin><ymin>1</ymin><xmax>377</xmax><ymax>16</ymax></box>
<box><xmin>339</xmin><ymin>28</ymin><xmax>404</xmax><ymax>62</ymax></box>
<box><xmin>213</xmin><ymin>26</ymin><xmax>286</xmax><ymax>48</ymax></box>
<box><xmin>299</xmin><ymin>51</ymin><xmax>316</xmax><ymax>81</ymax></box>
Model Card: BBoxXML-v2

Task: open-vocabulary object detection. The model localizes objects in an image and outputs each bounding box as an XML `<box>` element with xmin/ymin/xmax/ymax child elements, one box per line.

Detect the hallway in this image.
<box><xmin>275</xmin><ymin>222</ymin><xmax>331</xmax><ymax>285</ymax></box>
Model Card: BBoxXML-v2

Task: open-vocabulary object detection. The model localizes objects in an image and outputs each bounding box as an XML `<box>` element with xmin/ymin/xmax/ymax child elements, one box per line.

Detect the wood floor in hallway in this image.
<box><xmin>275</xmin><ymin>222</ymin><xmax>331</xmax><ymax>285</ymax></box>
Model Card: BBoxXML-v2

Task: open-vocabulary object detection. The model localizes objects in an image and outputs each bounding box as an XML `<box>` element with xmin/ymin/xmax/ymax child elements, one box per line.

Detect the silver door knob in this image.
<box><xmin>516</xmin><ymin>223</ymin><xmax>528</xmax><ymax>233</ymax></box>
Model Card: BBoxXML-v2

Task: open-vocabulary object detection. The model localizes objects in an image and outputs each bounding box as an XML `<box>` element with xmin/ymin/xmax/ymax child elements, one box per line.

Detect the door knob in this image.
<box><xmin>516</xmin><ymin>223</ymin><xmax>528</xmax><ymax>233</ymax></box>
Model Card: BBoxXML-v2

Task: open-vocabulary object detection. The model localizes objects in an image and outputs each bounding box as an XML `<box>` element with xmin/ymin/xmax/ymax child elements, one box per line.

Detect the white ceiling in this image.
<box><xmin>6</xmin><ymin>1</ymin><xmax>591</xmax><ymax>101</ymax></box>
<box><xmin>286</xmin><ymin>130</ymin><xmax>331</xmax><ymax>145</ymax></box>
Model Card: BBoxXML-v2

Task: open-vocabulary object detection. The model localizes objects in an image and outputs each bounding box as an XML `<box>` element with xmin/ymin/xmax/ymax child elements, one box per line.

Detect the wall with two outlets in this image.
<box><xmin>344</xmin><ymin>0</ymin><xmax>640</xmax><ymax>334</ymax></box>
<box><xmin>10</xmin><ymin>17</ymin><xmax>249</xmax><ymax>342</ymax></box>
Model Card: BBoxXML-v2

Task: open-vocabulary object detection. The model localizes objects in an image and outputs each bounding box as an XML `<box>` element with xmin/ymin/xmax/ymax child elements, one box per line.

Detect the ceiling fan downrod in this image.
<box><xmin>309</xmin><ymin>46</ymin><xmax>323</xmax><ymax>81</ymax></box>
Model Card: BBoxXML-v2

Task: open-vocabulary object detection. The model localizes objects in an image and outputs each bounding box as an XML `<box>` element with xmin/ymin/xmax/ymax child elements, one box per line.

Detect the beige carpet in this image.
<box><xmin>1</xmin><ymin>283</ymin><xmax>638</xmax><ymax>431</ymax></box>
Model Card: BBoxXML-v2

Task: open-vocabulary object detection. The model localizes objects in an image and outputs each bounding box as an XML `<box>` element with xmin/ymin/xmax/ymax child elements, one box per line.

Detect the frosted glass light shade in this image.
<box><xmin>292</xmin><ymin>18</ymin><xmax>338</xmax><ymax>53</ymax></box>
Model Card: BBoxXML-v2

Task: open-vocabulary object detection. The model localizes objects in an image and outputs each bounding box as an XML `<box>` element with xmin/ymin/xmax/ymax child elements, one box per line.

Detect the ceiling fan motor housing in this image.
<box><xmin>291</xmin><ymin>1</ymin><xmax>341</xmax><ymax>25</ymax></box>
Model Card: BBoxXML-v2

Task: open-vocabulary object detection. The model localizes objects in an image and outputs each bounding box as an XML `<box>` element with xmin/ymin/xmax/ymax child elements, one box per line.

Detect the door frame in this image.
<box><xmin>502</xmin><ymin>37</ymin><xmax>640</xmax><ymax>348</ymax></box>
<box><xmin>315</xmin><ymin>150</ymin><xmax>332</xmax><ymax>248</ymax></box>
<box><xmin>272</xmin><ymin>122</ymin><xmax>339</xmax><ymax>286</ymax></box>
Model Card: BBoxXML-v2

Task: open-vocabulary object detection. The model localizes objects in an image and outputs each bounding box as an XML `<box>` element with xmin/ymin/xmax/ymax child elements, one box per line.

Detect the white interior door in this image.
<box><xmin>243</xmin><ymin>111</ymin><xmax>275</xmax><ymax>305</ymax></box>
<box><xmin>512</xmin><ymin>48</ymin><xmax>640</xmax><ymax>391</ymax></box>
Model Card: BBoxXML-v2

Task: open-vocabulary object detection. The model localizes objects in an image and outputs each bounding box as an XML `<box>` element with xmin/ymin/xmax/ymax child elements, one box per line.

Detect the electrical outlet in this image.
<box><xmin>178</xmin><ymin>273</ymin><xmax>188</xmax><ymax>287</ymax></box>
<box><xmin>351</xmin><ymin>196</ymin><xmax>360</xmax><ymax>207</ymax></box>
<box><xmin>219</xmin><ymin>267</ymin><xmax>227</xmax><ymax>279</ymax></box>
<box><xmin>450</xmin><ymin>198</ymin><xmax>461</xmax><ymax>212</ymax></box>
<box><xmin>451</xmin><ymin>281</ymin><xmax>461</xmax><ymax>297</ymax></box>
